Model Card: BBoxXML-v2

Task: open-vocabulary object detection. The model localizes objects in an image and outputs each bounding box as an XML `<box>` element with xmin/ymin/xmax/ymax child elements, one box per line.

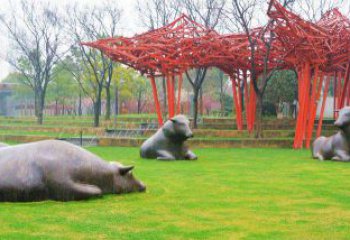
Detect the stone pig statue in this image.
<box><xmin>0</xmin><ymin>140</ymin><xmax>146</xmax><ymax>202</ymax></box>
<box><xmin>140</xmin><ymin>115</ymin><xmax>197</xmax><ymax>160</ymax></box>
<box><xmin>313</xmin><ymin>107</ymin><xmax>350</xmax><ymax>161</ymax></box>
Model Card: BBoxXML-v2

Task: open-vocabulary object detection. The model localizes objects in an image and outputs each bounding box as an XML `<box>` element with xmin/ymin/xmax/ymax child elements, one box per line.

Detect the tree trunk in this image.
<box><xmin>78</xmin><ymin>92</ymin><xmax>82</xmax><ymax>116</ymax></box>
<box><xmin>241</xmin><ymin>82</ymin><xmax>245</xmax><ymax>110</ymax></box>
<box><xmin>137</xmin><ymin>91</ymin><xmax>142</xmax><ymax>114</ymax></box>
<box><xmin>55</xmin><ymin>99</ymin><xmax>58</xmax><ymax>115</ymax></box>
<box><xmin>34</xmin><ymin>89</ymin><xmax>45</xmax><ymax>125</ymax></box>
<box><xmin>162</xmin><ymin>77</ymin><xmax>167</xmax><ymax>118</ymax></box>
<box><xmin>34</xmin><ymin>93</ymin><xmax>39</xmax><ymax>118</ymax></box>
<box><xmin>220</xmin><ymin>96</ymin><xmax>225</xmax><ymax>115</ymax></box>
<box><xmin>93</xmin><ymin>101</ymin><xmax>99</xmax><ymax>127</ymax></box>
<box><xmin>36</xmin><ymin>97</ymin><xmax>44</xmax><ymax>125</ymax></box>
<box><xmin>200</xmin><ymin>88</ymin><xmax>203</xmax><ymax>116</ymax></box>
<box><xmin>105</xmin><ymin>86</ymin><xmax>111</xmax><ymax>120</ymax></box>
<box><xmin>62</xmin><ymin>99</ymin><xmax>65</xmax><ymax>115</ymax></box>
<box><xmin>220</xmin><ymin>78</ymin><xmax>225</xmax><ymax>115</ymax></box>
<box><xmin>114</xmin><ymin>86</ymin><xmax>119</xmax><ymax>116</ymax></box>
<box><xmin>93</xmin><ymin>86</ymin><xmax>103</xmax><ymax>127</ymax></box>
<box><xmin>255</xmin><ymin>94</ymin><xmax>263</xmax><ymax>138</ymax></box>
<box><xmin>192</xmin><ymin>90</ymin><xmax>199</xmax><ymax>129</ymax></box>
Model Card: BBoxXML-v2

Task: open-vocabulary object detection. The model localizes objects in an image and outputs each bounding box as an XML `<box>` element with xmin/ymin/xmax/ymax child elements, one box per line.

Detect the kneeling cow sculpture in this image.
<box><xmin>0</xmin><ymin>140</ymin><xmax>146</xmax><ymax>202</ymax></box>
<box><xmin>313</xmin><ymin>107</ymin><xmax>350</xmax><ymax>161</ymax></box>
<box><xmin>140</xmin><ymin>115</ymin><xmax>197</xmax><ymax>160</ymax></box>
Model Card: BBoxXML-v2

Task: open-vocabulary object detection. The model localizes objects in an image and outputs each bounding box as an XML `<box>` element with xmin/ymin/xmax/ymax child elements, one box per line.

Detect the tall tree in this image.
<box><xmin>110</xmin><ymin>65</ymin><xmax>150</xmax><ymax>115</ymax></box>
<box><xmin>181</xmin><ymin>0</ymin><xmax>226</xmax><ymax>128</ymax></box>
<box><xmin>0</xmin><ymin>0</ymin><xmax>64</xmax><ymax>124</ymax></box>
<box><xmin>202</xmin><ymin>68</ymin><xmax>229</xmax><ymax>115</ymax></box>
<box><xmin>264</xmin><ymin>70</ymin><xmax>297</xmax><ymax>114</ymax></box>
<box><xmin>47</xmin><ymin>59</ymin><xmax>80</xmax><ymax>115</ymax></box>
<box><xmin>227</xmin><ymin>0</ymin><xmax>293</xmax><ymax>137</ymax></box>
<box><xmin>66</xmin><ymin>2</ymin><xmax>121</xmax><ymax>126</ymax></box>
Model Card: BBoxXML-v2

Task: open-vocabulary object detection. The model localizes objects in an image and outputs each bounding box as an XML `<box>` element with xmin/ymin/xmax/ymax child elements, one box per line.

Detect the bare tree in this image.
<box><xmin>136</xmin><ymin>0</ymin><xmax>181</xmax><ymax>30</ymax></box>
<box><xmin>227</xmin><ymin>0</ymin><xmax>294</xmax><ymax>137</ymax></box>
<box><xmin>66</xmin><ymin>3</ymin><xmax>121</xmax><ymax>127</ymax></box>
<box><xmin>0</xmin><ymin>1</ymin><xmax>65</xmax><ymax>124</ymax></box>
<box><xmin>181</xmin><ymin>0</ymin><xmax>226</xmax><ymax>128</ymax></box>
<box><xmin>292</xmin><ymin>0</ymin><xmax>346</xmax><ymax>22</ymax></box>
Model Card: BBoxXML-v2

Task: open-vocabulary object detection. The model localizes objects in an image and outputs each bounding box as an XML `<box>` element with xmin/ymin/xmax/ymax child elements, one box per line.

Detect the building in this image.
<box><xmin>0</xmin><ymin>83</ymin><xmax>14</xmax><ymax>116</ymax></box>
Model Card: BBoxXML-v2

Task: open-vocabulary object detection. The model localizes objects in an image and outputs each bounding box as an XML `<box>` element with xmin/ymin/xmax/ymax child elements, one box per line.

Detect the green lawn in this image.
<box><xmin>0</xmin><ymin>147</ymin><xmax>350</xmax><ymax>239</ymax></box>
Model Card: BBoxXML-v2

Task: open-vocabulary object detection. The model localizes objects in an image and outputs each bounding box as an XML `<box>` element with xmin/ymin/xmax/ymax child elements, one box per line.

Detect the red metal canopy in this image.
<box><xmin>268</xmin><ymin>0</ymin><xmax>350</xmax><ymax>148</ymax></box>
<box><xmin>83</xmin><ymin>1</ymin><xmax>350</xmax><ymax>148</ymax></box>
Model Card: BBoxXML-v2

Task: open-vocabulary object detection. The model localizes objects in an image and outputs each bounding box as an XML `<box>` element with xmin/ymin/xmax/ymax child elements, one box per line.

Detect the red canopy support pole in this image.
<box><xmin>294</xmin><ymin>63</ymin><xmax>311</xmax><ymax>149</ymax></box>
<box><xmin>252</xmin><ymin>89</ymin><xmax>257</xmax><ymax>131</ymax></box>
<box><xmin>334</xmin><ymin>72</ymin><xmax>338</xmax><ymax>119</ymax></box>
<box><xmin>176</xmin><ymin>73</ymin><xmax>183</xmax><ymax>114</ymax></box>
<box><xmin>248</xmin><ymin>78</ymin><xmax>256</xmax><ymax>133</ymax></box>
<box><xmin>297</xmin><ymin>66</ymin><xmax>303</xmax><ymax>104</ymax></box>
<box><xmin>315</xmin><ymin>72</ymin><xmax>325</xmax><ymax>108</ymax></box>
<box><xmin>301</xmin><ymin>63</ymin><xmax>312</xmax><ymax>148</ymax></box>
<box><xmin>347</xmin><ymin>75</ymin><xmax>350</xmax><ymax>106</ymax></box>
<box><xmin>336</xmin><ymin>71</ymin><xmax>343</xmax><ymax>119</ymax></box>
<box><xmin>294</xmin><ymin>67</ymin><xmax>304</xmax><ymax>149</ymax></box>
<box><xmin>236</xmin><ymin>70</ymin><xmax>243</xmax><ymax>130</ymax></box>
<box><xmin>150</xmin><ymin>75</ymin><xmax>163</xmax><ymax>126</ymax></box>
<box><xmin>243</xmin><ymin>71</ymin><xmax>249</xmax><ymax>130</ymax></box>
<box><xmin>171</xmin><ymin>74</ymin><xmax>175</xmax><ymax>117</ymax></box>
<box><xmin>166</xmin><ymin>74</ymin><xmax>175</xmax><ymax>118</ymax></box>
<box><xmin>292</xmin><ymin>66</ymin><xmax>302</xmax><ymax>145</ymax></box>
<box><xmin>306</xmin><ymin>66</ymin><xmax>319</xmax><ymax>148</ymax></box>
<box><xmin>339</xmin><ymin>64</ymin><xmax>350</xmax><ymax>109</ymax></box>
<box><xmin>172</xmin><ymin>74</ymin><xmax>176</xmax><ymax>113</ymax></box>
<box><xmin>166</xmin><ymin>74</ymin><xmax>171</xmax><ymax>118</ymax></box>
<box><xmin>317</xmin><ymin>75</ymin><xmax>331</xmax><ymax>138</ymax></box>
<box><xmin>230</xmin><ymin>74</ymin><xmax>243</xmax><ymax>130</ymax></box>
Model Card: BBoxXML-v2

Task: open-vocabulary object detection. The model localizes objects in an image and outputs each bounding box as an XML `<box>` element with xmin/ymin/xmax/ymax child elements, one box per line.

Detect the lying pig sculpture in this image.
<box><xmin>313</xmin><ymin>107</ymin><xmax>350</xmax><ymax>161</ymax></box>
<box><xmin>0</xmin><ymin>140</ymin><xmax>146</xmax><ymax>202</ymax></box>
<box><xmin>140</xmin><ymin>115</ymin><xmax>197</xmax><ymax>160</ymax></box>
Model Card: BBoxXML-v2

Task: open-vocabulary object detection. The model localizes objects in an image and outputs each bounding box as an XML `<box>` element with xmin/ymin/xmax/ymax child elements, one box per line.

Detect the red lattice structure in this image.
<box><xmin>83</xmin><ymin>15</ymin><xmax>220</xmax><ymax>125</ymax></box>
<box><xmin>268</xmin><ymin>0</ymin><xmax>350</xmax><ymax>148</ymax></box>
<box><xmin>82</xmin><ymin>14</ymin><xmax>286</xmax><ymax>132</ymax></box>
<box><xmin>83</xmin><ymin>1</ymin><xmax>350</xmax><ymax>148</ymax></box>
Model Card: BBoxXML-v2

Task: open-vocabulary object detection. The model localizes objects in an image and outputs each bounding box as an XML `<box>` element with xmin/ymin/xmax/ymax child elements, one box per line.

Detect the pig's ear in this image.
<box><xmin>119</xmin><ymin>166</ymin><xmax>134</xmax><ymax>175</ymax></box>
<box><xmin>170</xmin><ymin>118</ymin><xmax>178</xmax><ymax>124</ymax></box>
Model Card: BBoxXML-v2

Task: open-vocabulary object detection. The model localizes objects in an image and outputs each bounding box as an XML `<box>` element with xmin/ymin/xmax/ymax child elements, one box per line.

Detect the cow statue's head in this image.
<box><xmin>335</xmin><ymin>107</ymin><xmax>350</xmax><ymax>133</ymax></box>
<box><xmin>163</xmin><ymin>115</ymin><xmax>194</xmax><ymax>141</ymax></box>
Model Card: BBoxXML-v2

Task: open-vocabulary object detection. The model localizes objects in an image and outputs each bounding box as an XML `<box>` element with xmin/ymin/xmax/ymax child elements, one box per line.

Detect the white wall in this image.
<box><xmin>316</xmin><ymin>97</ymin><xmax>334</xmax><ymax>119</ymax></box>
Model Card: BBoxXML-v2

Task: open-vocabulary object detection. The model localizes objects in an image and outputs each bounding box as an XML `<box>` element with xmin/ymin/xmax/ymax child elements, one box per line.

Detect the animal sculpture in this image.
<box><xmin>140</xmin><ymin>115</ymin><xmax>197</xmax><ymax>160</ymax></box>
<box><xmin>0</xmin><ymin>140</ymin><xmax>146</xmax><ymax>201</ymax></box>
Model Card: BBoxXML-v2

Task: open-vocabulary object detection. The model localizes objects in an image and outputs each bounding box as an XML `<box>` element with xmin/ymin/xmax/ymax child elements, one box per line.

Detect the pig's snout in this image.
<box><xmin>138</xmin><ymin>183</ymin><xmax>146</xmax><ymax>192</ymax></box>
<box><xmin>186</xmin><ymin>132</ymin><xmax>194</xmax><ymax>138</ymax></box>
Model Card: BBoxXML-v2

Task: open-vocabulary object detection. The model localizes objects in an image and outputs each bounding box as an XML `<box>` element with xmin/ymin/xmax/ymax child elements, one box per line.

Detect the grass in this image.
<box><xmin>0</xmin><ymin>147</ymin><xmax>350</xmax><ymax>239</ymax></box>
